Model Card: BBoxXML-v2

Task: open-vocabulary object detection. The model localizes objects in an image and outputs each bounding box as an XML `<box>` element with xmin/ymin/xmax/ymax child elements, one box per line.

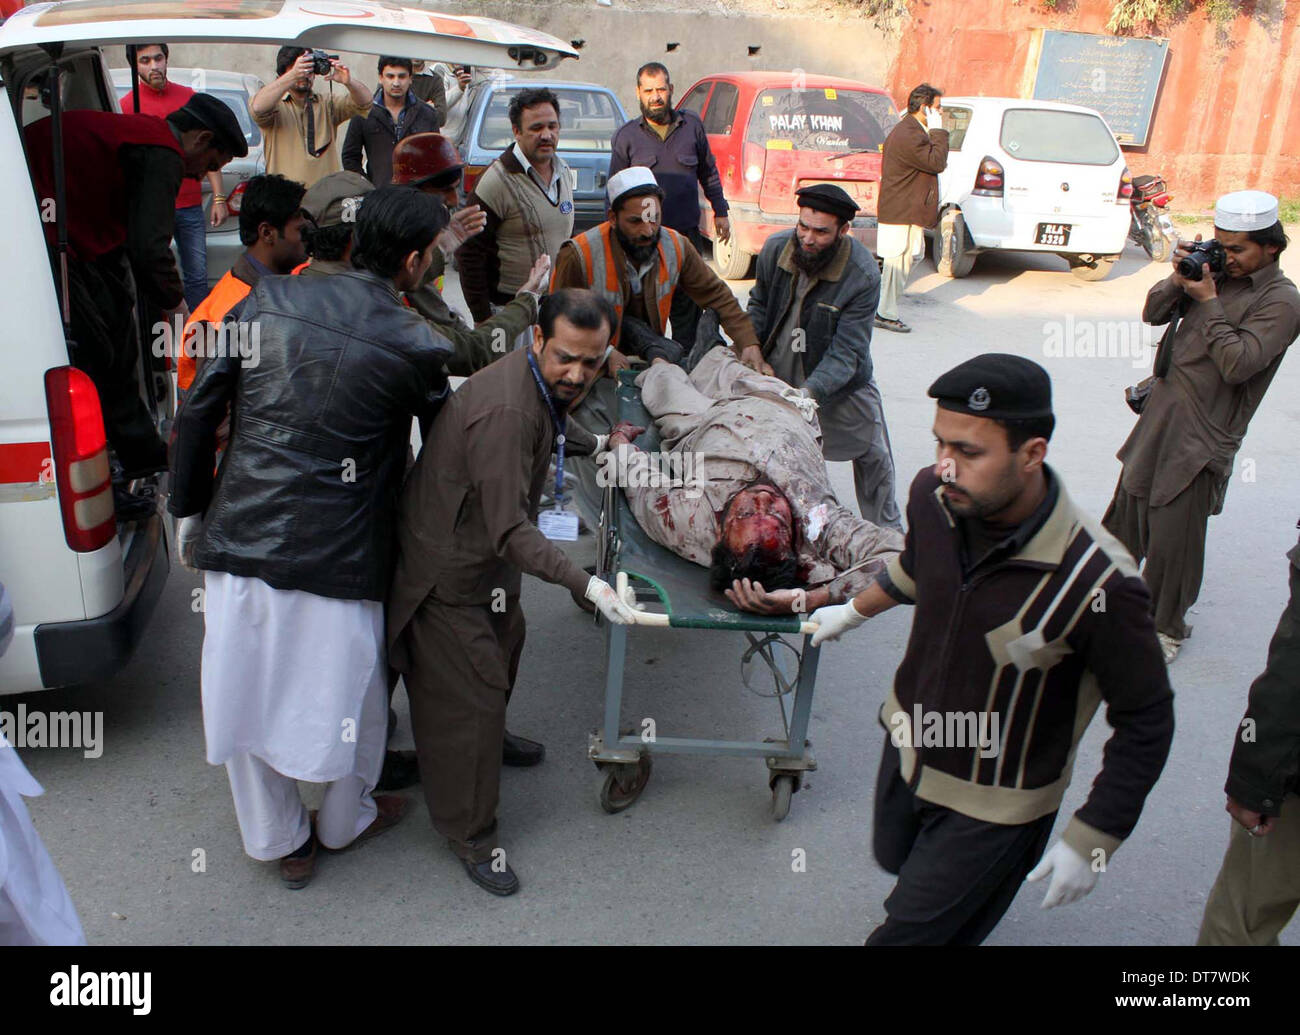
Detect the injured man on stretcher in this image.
<box><xmin>595</xmin><ymin>347</ymin><xmax>904</xmax><ymax>615</ymax></box>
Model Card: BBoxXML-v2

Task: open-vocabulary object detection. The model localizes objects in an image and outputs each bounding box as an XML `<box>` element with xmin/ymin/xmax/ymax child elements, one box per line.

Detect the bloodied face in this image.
<box><xmin>720</xmin><ymin>481</ymin><xmax>795</xmax><ymax>561</ymax></box>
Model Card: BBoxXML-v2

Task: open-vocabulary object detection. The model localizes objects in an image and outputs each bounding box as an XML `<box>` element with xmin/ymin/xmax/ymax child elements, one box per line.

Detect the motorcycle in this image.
<box><xmin>1129</xmin><ymin>174</ymin><xmax>1177</xmax><ymax>263</ymax></box>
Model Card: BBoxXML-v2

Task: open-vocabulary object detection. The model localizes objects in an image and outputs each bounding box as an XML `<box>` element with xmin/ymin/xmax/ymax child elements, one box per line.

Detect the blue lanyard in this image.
<box><xmin>526</xmin><ymin>350</ymin><xmax>567</xmax><ymax>509</ymax></box>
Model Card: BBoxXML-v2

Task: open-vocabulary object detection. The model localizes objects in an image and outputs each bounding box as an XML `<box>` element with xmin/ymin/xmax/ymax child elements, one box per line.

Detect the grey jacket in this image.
<box><xmin>746</xmin><ymin>231</ymin><xmax>880</xmax><ymax>404</ymax></box>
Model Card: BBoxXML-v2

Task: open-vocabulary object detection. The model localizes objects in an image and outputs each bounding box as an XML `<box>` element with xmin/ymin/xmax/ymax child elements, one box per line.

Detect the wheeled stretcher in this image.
<box><xmin>589</xmin><ymin>371</ymin><xmax>822</xmax><ymax>821</ymax></box>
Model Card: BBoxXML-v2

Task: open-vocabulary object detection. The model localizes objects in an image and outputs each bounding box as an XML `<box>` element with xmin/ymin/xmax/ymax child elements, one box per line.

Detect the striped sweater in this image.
<box><xmin>880</xmin><ymin>465</ymin><xmax>1174</xmax><ymax>860</ymax></box>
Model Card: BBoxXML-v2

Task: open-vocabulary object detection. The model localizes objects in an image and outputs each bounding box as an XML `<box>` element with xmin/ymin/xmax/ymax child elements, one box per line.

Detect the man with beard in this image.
<box><xmin>550</xmin><ymin>166</ymin><xmax>759</xmax><ymax>525</ymax></box>
<box><xmin>387</xmin><ymin>288</ymin><xmax>641</xmax><ymax>895</ymax></box>
<box><xmin>610</xmin><ymin>62</ymin><xmax>731</xmax><ymax>350</ymax></box>
<box><xmin>124</xmin><ymin>43</ymin><xmax>232</xmax><ymax>312</ymax></box>
<box><xmin>808</xmin><ymin>354</ymin><xmax>1174</xmax><ymax>945</ymax></box>
<box><xmin>744</xmin><ymin>183</ymin><xmax>900</xmax><ymax>529</ymax></box>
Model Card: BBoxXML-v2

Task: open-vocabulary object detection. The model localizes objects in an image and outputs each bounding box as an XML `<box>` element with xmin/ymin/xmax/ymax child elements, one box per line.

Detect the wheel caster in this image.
<box><xmin>770</xmin><ymin>773</ymin><xmax>795</xmax><ymax>822</ymax></box>
<box><xmin>598</xmin><ymin>754</ymin><xmax>652</xmax><ymax>814</ymax></box>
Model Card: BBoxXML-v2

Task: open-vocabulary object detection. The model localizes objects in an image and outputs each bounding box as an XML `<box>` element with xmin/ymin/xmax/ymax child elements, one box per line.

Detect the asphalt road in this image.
<box><xmin>13</xmin><ymin>238</ymin><xmax>1300</xmax><ymax>945</ymax></box>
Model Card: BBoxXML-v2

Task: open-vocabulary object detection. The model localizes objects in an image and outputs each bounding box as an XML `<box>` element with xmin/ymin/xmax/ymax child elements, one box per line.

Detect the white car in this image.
<box><xmin>0</xmin><ymin>0</ymin><xmax>575</xmax><ymax>696</ymax></box>
<box><xmin>930</xmin><ymin>97</ymin><xmax>1133</xmax><ymax>281</ymax></box>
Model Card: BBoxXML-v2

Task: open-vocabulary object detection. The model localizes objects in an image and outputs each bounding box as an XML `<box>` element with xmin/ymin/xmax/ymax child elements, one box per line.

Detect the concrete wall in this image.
<box><xmin>885</xmin><ymin>0</ymin><xmax>1297</xmax><ymax>208</ymax></box>
<box><xmin>103</xmin><ymin>0</ymin><xmax>895</xmax><ymax>122</ymax></box>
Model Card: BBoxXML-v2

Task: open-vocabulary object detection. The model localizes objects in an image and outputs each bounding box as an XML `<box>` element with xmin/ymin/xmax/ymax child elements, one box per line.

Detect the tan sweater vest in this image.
<box><xmin>475</xmin><ymin>156</ymin><xmax>574</xmax><ymax>295</ymax></box>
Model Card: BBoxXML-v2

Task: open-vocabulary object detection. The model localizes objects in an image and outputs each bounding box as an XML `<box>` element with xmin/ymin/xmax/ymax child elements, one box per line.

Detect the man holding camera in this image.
<box><xmin>1103</xmin><ymin>190</ymin><xmax>1300</xmax><ymax>664</ymax></box>
<box><xmin>252</xmin><ymin>46</ymin><xmax>371</xmax><ymax>189</ymax></box>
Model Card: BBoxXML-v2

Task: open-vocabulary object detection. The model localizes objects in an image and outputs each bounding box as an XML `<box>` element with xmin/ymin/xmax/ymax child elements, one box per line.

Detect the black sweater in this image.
<box><xmin>879</xmin><ymin>465</ymin><xmax>1175</xmax><ymax>861</ymax></box>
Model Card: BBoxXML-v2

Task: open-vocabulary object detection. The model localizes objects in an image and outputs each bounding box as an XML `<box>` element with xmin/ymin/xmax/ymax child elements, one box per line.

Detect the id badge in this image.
<box><xmin>538</xmin><ymin>507</ymin><xmax>579</xmax><ymax>542</ymax></box>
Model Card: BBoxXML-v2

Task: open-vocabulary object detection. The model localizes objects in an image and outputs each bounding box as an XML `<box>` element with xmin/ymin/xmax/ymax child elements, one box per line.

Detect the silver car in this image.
<box><xmin>110</xmin><ymin>67</ymin><xmax>266</xmax><ymax>288</ymax></box>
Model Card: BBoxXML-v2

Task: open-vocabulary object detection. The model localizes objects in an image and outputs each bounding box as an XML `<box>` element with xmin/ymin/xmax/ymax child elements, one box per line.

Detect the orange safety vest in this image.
<box><xmin>561</xmin><ymin>222</ymin><xmax>685</xmax><ymax>349</ymax></box>
<box><xmin>179</xmin><ymin>271</ymin><xmax>253</xmax><ymax>391</ymax></box>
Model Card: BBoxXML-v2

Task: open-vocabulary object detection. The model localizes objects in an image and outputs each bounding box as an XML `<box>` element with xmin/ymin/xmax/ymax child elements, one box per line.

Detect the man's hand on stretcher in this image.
<box><xmin>724</xmin><ymin>578</ymin><xmax>831</xmax><ymax>617</ymax></box>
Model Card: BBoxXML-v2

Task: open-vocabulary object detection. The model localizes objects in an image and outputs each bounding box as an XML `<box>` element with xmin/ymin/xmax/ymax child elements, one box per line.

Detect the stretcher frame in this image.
<box><xmin>588</xmin><ymin>371</ymin><xmax>822</xmax><ymax>821</ymax></box>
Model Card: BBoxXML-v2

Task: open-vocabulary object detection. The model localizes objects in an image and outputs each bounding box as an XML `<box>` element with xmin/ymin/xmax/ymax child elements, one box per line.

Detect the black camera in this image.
<box><xmin>1176</xmin><ymin>238</ymin><xmax>1226</xmax><ymax>280</ymax></box>
<box><xmin>309</xmin><ymin>50</ymin><xmax>338</xmax><ymax>76</ymax></box>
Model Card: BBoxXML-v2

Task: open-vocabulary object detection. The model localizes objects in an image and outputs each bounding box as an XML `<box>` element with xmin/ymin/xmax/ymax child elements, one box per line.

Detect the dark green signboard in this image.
<box><xmin>1031</xmin><ymin>30</ymin><xmax>1168</xmax><ymax>147</ymax></box>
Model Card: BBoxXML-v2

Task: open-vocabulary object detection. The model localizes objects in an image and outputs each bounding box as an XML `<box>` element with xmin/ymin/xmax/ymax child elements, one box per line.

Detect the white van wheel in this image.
<box><xmin>933</xmin><ymin>209</ymin><xmax>975</xmax><ymax>278</ymax></box>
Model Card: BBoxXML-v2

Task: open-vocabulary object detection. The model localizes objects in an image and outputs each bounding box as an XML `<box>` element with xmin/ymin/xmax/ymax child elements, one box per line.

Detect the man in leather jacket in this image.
<box><xmin>167</xmin><ymin>186</ymin><xmax>455</xmax><ymax>889</ymax></box>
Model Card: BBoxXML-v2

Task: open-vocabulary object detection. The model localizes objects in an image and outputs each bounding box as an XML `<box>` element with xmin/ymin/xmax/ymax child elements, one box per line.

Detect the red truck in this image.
<box><xmin>677</xmin><ymin>71</ymin><xmax>899</xmax><ymax>278</ymax></box>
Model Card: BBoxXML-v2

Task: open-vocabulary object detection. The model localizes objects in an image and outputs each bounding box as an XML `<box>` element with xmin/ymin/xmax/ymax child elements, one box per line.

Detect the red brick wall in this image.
<box><xmin>886</xmin><ymin>0</ymin><xmax>1298</xmax><ymax>209</ymax></box>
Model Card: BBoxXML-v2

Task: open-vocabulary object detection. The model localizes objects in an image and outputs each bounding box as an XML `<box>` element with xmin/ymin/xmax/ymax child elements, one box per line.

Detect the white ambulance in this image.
<box><xmin>0</xmin><ymin>0</ymin><xmax>576</xmax><ymax>694</ymax></box>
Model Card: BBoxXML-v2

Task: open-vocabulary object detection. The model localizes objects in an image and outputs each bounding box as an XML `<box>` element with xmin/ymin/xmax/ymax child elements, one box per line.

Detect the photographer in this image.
<box><xmin>1103</xmin><ymin>190</ymin><xmax>1300</xmax><ymax>663</ymax></box>
<box><xmin>252</xmin><ymin>45</ymin><xmax>371</xmax><ymax>188</ymax></box>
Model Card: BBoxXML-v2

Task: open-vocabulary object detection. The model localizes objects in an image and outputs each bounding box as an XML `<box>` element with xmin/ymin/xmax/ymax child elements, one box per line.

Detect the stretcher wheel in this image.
<box><xmin>599</xmin><ymin>755</ymin><xmax>652</xmax><ymax>814</ymax></box>
<box><xmin>770</xmin><ymin>774</ymin><xmax>795</xmax><ymax>822</ymax></box>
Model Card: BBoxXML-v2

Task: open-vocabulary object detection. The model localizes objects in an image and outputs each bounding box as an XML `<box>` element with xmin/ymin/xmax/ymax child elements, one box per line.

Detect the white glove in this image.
<box><xmin>809</xmin><ymin>597</ymin><xmax>868</xmax><ymax>646</ymax></box>
<box><xmin>924</xmin><ymin>105</ymin><xmax>944</xmax><ymax>132</ymax></box>
<box><xmin>585</xmin><ymin>576</ymin><xmax>638</xmax><ymax>625</ymax></box>
<box><xmin>176</xmin><ymin>514</ymin><xmax>203</xmax><ymax>572</ymax></box>
<box><xmin>1025</xmin><ymin>840</ymin><xmax>1098</xmax><ymax>909</ymax></box>
<box><xmin>778</xmin><ymin>386</ymin><xmax>819</xmax><ymax>424</ymax></box>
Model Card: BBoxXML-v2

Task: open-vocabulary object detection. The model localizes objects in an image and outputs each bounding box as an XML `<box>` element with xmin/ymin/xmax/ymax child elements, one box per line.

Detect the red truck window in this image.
<box><xmin>746</xmin><ymin>88</ymin><xmax>896</xmax><ymax>152</ymax></box>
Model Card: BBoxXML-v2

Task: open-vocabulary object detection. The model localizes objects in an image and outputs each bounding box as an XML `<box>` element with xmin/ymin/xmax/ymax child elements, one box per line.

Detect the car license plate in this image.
<box><xmin>1035</xmin><ymin>222</ymin><xmax>1072</xmax><ymax>247</ymax></box>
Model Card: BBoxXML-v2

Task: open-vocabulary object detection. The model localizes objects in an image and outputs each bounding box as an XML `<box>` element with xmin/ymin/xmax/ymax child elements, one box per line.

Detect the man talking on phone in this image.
<box><xmin>875</xmin><ymin>83</ymin><xmax>948</xmax><ymax>334</ymax></box>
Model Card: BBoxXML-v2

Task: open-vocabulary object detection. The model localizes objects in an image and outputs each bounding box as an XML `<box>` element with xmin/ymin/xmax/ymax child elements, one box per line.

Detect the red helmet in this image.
<box><xmin>391</xmin><ymin>133</ymin><xmax>464</xmax><ymax>187</ymax></box>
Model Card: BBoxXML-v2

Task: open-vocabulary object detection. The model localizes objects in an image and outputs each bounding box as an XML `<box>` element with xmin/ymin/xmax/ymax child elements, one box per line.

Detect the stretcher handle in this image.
<box><xmin>614</xmin><ymin>572</ymin><xmax>820</xmax><ymax>634</ymax></box>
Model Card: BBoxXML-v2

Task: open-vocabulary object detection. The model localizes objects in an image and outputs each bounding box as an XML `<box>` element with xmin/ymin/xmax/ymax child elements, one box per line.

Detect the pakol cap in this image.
<box><xmin>607</xmin><ymin>165</ymin><xmax>662</xmax><ymax>209</ymax></box>
<box><xmin>928</xmin><ymin>353</ymin><xmax>1053</xmax><ymax>420</ymax></box>
<box><xmin>795</xmin><ymin>182</ymin><xmax>858</xmax><ymax>222</ymax></box>
<box><xmin>302</xmin><ymin>171</ymin><xmax>373</xmax><ymax>228</ymax></box>
<box><xmin>1214</xmin><ymin>190</ymin><xmax>1279</xmax><ymax>232</ymax></box>
<box><xmin>180</xmin><ymin>93</ymin><xmax>249</xmax><ymax>158</ymax></box>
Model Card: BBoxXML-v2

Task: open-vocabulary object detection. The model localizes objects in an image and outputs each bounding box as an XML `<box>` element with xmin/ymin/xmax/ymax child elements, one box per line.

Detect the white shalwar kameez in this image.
<box><xmin>202</xmin><ymin>571</ymin><xmax>387</xmax><ymax>861</ymax></box>
<box><xmin>0</xmin><ymin>733</ymin><xmax>87</xmax><ymax>945</ymax></box>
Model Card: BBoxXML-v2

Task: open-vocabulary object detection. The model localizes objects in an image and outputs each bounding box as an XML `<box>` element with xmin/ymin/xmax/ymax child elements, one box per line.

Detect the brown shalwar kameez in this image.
<box><xmin>387</xmin><ymin>348</ymin><xmax>596</xmax><ymax>863</ymax></box>
<box><xmin>1103</xmin><ymin>261</ymin><xmax>1300</xmax><ymax>640</ymax></box>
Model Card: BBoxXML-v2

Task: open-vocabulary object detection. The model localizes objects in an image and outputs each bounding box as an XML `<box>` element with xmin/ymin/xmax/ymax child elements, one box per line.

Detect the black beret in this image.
<box><xmin>179</xmin><ymin>93</ymin><xmax>249</xmax><ymax>159</ymax></box>
<box><xmin>795</xmin><ymin>182</ymin><xmax>858</xmax><ymax>222</ymax></box>
<box><xmin>928</xmin><ymin>353</ymin><xmax>1053</xmax><ymax>420</ymax></box>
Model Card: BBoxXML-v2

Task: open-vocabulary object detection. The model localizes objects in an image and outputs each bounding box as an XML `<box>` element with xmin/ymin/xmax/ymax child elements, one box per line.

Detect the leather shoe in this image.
<box><xmin>503</xmin><ymin>730</ymin><xmax>544</xmax><ymax>767</ymax></box>
<box><xmin>874</xmin><ymin>316</ymin><xmax>911</xmax><ymax>333</ymax></box>
<box><xmin>462</xmin><ymin>856</ymin><xmax>520</xmax><ymax>896</ymax></box>
<box><xmin>375</xmin><ymin>749</ymin><xmax>419</xmax><ymax>791</ymax></box>
<box><xmin>334</xmin><ymin>794</ymin><xmax>408</xmax><ymax>851</ymax></box>
<box><xmin>279</xmin><ymin>833</ymin><xmax>317</xmax><ymax>889</ymax></box>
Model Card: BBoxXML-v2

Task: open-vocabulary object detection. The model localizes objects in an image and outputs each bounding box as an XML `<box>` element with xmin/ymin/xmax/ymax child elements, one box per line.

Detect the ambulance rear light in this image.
<box><xmin>44</xmin><ymin>366</ymin><xmax>116</xmax><ymax>552</ymax></box>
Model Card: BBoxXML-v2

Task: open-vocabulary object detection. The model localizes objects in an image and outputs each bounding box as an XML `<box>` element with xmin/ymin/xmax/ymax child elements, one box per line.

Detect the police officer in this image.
<box><xmin>810</xmin><ymin>354</ymin><xmax>1175</xmax><ymax>944</ymax></box>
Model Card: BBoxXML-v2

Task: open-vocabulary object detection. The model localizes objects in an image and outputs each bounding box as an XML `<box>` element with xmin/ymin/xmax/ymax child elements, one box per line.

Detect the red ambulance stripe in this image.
<box><xmin>0</xmin><ymin>442</ymin><xmax>52</xmax><ymax>484</ymax></box>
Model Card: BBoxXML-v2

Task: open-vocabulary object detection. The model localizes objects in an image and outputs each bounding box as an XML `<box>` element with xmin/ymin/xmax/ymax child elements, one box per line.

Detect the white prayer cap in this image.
<box><xmin>1214</xmin><ymin>190</ymin><xmax>1280</xmax><ymax>232</ymax></box>
<box><xmin>607</xmin><ymin>166</ymin><xmax>661</xmax><ymax>208</ymax></box>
